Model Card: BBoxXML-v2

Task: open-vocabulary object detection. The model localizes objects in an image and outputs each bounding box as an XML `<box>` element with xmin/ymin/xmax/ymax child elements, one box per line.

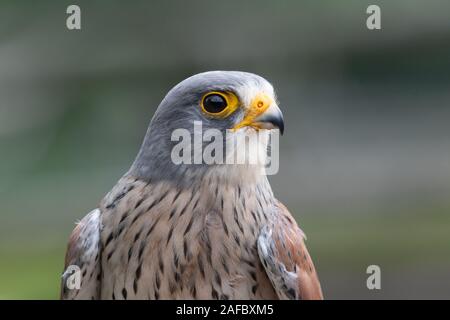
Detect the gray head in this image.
<box><xmin>129</xmin><ymin>71</ymin><xmax>284</xmax><ymax>185</ymax></box>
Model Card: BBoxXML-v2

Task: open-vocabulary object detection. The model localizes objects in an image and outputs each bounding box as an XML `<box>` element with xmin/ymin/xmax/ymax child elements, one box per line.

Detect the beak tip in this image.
<box><xmin>258</xmin><ymin>110</ymin><xmax>285</xmax><ymax>135</ymax></box>
<box><xmin>277</xmin><ymin>113</ymin><xmax>285</xmax><ymax>136</ymax></box>
<box><xmin>243</xmin><ymin>103</ymin><xmax>285</xmax><ymax>135</ymax></box>
<box><xmin>279</xmin><ymin>119</ymin><xmax>285</xmax><ymax>135</ymax></box>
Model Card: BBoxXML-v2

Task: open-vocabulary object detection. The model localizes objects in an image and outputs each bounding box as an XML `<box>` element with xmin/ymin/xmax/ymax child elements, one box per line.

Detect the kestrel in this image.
<box><xmin>61</xmin><ymin>71</ymin><xmax>323</xmax><ymax>300</ymax></box>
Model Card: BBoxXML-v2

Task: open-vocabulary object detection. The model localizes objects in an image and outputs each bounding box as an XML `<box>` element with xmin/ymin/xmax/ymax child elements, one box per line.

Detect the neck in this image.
<box><xmin>129</xmin><ymin>158</ymin><xmax>271</xmax><ymax>190</ymax></box>
<box><xmin>128</xmin><ymin>122</ymin><xmax>273</xmax><ymax>190</ymax></box>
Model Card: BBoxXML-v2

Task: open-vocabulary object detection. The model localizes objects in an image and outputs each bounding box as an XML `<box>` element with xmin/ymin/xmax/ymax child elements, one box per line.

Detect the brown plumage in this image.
<box><xmin>60</xmin><ymin>71</ymin><xmax>323</xmax><ymax>300</ymax></box>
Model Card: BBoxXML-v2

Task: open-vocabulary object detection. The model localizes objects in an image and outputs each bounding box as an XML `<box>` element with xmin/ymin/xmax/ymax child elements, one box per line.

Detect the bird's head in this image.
<box><xmin>130</xmin><ymin>71</ymin><xmax>284</xmax><ymax>185</ymax></box>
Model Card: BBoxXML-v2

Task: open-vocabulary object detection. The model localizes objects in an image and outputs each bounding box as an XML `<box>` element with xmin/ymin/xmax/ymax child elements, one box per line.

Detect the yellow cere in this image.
<box><xmin>232</xmin><ymin>92</ymin><xmax>273</xmax><ymax>131</ymax></box>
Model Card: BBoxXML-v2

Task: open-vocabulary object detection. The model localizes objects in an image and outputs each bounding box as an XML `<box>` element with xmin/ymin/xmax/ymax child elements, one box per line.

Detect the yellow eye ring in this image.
<box><xmin>200</xmin><ymin>91</ymin><xmax>239</xmax><ymax>118</ymax></box>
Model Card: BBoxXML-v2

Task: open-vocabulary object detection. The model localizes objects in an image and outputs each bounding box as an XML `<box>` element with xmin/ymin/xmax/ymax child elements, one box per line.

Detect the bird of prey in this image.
<box><xmin>61</xmin><ymin>71</ymin><xmax>323</xmax><ymax>300</ymax></box>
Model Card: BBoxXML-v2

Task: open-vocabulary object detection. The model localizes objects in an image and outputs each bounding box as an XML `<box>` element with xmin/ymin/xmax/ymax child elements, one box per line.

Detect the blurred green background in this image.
<box><xmin>0</xmin><ymin>0</ymin><xmax>449</xmax><ymax>299</ymax></box>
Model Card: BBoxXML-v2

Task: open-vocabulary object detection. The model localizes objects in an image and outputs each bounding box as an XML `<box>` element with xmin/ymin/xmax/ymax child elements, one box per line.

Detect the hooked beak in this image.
<box><xmin>232</xmin><ymin>92</ymin><xmax>285</xmax><ymax>135</ymax></box>
<box><xmin>253</xmin><ymin>103</ymin><xmax>284</xmax><ymax>135</ymax></box>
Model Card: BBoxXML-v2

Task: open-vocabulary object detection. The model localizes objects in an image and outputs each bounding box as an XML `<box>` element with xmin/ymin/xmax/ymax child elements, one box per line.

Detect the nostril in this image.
<box><xmin>257</xmin><ymin>101</ymin><xmax>264</xmax><ymax>108</ymax></box>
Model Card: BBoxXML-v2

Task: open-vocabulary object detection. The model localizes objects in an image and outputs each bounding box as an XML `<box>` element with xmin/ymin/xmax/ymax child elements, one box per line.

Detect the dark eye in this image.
<box><xmin>202</xmin><ymin>94</ymin><xmax>228</xmax><ymax>114</ymax></box>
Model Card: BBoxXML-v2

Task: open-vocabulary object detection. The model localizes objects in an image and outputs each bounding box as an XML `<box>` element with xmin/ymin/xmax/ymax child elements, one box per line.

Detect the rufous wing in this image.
<box><xmin>61</xmin><ymin>209</ymin><xmax>102</xmax><ymax>300</ymax></box>
<box><xmin>258</xmin><ymin>201</ymin><xmax>323</xmax><ymax>300</ymax></box>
